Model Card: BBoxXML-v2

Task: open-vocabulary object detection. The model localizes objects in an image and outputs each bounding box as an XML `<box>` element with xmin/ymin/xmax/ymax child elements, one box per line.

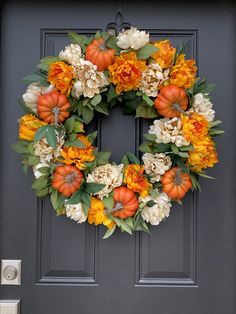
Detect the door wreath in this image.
<box><xmin>12</xmin><ymin>27</ymin><xmax>223</xmax><ymax>238</ymax></box>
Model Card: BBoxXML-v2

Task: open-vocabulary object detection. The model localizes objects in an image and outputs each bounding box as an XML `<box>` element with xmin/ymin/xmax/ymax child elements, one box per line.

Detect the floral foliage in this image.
<box><xmin>12</xmin><ymin>27</ymin><xmax>223</xmax><ymax>238</ymax></box>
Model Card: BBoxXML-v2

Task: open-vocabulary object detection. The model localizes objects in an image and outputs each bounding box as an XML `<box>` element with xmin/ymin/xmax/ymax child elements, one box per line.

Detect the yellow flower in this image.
<box><xmin>170</xmin><ymin>54</ymin><xmax>197</xmax><ymax>89</ymax></box>
<box><xmin>188</xmin><ymin>136</ymin><xmax>218</xmax><ymax>172</ymax></box>
<box><xmin>124</xmin><ymin>164</ymin><xmax>151</xmax><ymax>197</ymax></box>
<box><xmin>19</xmin><ymin>114</ymin><xmax>47</xmax><ymax>141</ymax></box>
<box><xmin>108</xmin><ymin>52</ymin><xmax>146</xmax><ymax>94</ymax></box>
<box><xmin>181</xmin><ymin>113</ymin><xmax>209</xmax><ymax>143</ymax></box>
<box><xmin>88</xmin><ymin>197</ymin><xmax>115</xmax><ymax>229</ymax></box>
<box><xmin>152</xmin><ymin>40</ymin><xmax>176</xmax><ymax>68</ymax></box>
<box><xmin>61</xmin><ymin>134</ymin><xmax>95</xmax><ymax>170</ymax></box>
<box><xmin>48</xmin><ymin>61</ymin><xmax>75</xmax><ymax>96</ymax></box>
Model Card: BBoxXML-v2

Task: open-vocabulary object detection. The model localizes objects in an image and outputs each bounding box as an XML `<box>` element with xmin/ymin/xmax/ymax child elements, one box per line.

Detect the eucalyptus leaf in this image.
<box><xmin>91</xmin><ymin>94</ymin><xmax>102</xmax><ymax>106</ymax></box>
<box><xmin>136</xmin><ymin>102</ymin><xmax>159</xmax><ymax>119</ymax></box>
<box><xmin>126</xmin><ymin>152</ymin><xmax>140</xmax><ymax>164</ymax></box>
<box><xmin>137</xmin><ymin>44</ymin><xmax>159</xmax><ymax>59</ymax></box>
<box><xmin>31</xmin><ymin>176</ymin><xmax>49</xmax><ymax>190</ymax></box>
<box><xmin>103</xmin><ymin>225</ymin><xmax>116</xmax><ymax>239</ymax></box>
<box><xmin>102</xmin><ymin>195</ymin><xmax>114</xmax><ymax>211</ymax></box>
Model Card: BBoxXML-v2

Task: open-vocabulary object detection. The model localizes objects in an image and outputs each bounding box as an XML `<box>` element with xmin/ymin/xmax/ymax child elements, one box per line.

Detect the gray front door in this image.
<box><xmin>0</xmin><ymin>1</ymin><xmax>235</xmax><ymax>313</ymax></box>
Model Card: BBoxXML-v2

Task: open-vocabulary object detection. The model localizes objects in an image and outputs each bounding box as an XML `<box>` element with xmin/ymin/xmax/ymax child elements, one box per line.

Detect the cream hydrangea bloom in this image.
<box><xmin>33</xmin><ymin>162</ymin><xmax>50</xmax><ymax>179</ymax></box>
<box><xmin>72</xmin><ymin>59</ymin><xmax>109</xmax><ymax>98</ymax></box>
<box><xmin>65</xmin><ymin>203</ymin><xmax>87</xmax><ymax>223</ymax></box>
<box><xmin>87</xmin><ymin>164</ymin><xmax>124</xmax><ymax>199</ymax></box>
<box><xmin>22</xmin><ymin>83</ymin><xmax>53</xmax><ymax>113</ymax></box>
<box><xmin>140</xmin><ymin>191</ymin><xmax>171</xmax><ymax>225</ymax></box>
<box><xmin>139</xmin><ymin>63</ymin><xmax>169</xmax><ymax>97</ymax></box>
<box><xmin>117</xmin><ymin>27</ymin><xmax>149</xmax><ymax>50</ymax></box>
<box><xmin>148</xmin><ymin>117</ymin><xmax>190</xmax><ymax>147</ymax></box>
<box><xmin>188</xmin><ymin>93</ymin><xmax>215</xmax><ymax>122</ymax></box>
<box><xmin>59</xmin><ymin>43</ymin><xmax>82</xmax><ymax>66</ymax></box>
<box><xmin>142</xmin><ymin>153</ymin><xmax>172</xmax><ymax>183</ymax></box>
<box><xmin>34</xmin><ymin>132</ymin><xmax>65</xmax><ymax>163</ymax></box>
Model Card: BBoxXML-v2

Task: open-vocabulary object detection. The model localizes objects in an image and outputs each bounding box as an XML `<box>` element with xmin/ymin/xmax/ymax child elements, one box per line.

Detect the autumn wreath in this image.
<box><xmin>12</xmin><ymin>27</ymin><xmax>223</xmax><ymax>238</ymax></box>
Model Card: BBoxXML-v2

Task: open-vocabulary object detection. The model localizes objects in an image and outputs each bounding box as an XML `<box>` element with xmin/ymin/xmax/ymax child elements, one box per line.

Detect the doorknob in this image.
<box><xmin>1</xmin><ymin>260</ymin><xmax>21</xmax><ymax>285</ymax></box>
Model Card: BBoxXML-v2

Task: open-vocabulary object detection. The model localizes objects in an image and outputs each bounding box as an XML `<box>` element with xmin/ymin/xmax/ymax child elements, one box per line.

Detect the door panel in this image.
<box><xmin>0</xmin><ymin>1</ymin><xmax>235</xmax><ymax>314</ymax></box>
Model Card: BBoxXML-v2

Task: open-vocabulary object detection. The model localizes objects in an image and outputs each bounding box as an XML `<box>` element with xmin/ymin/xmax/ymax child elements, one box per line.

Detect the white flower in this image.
<box><xmin>65</xmin><ymin>203</ymin><xmax>87</xmax><ymax>223</ymax></box>
<box><xmin>72</xmin><ymin>59</ymin><xmax>109</xmax><ymax>98</ymax></box>
<box><xmin>148</xmin><ymin>117</ymin><xmax>190</xmax><ymax>147</ymax></box>
<box><xmin>59</xmin><ymin>43</ymin><xmax>82</xmax><ymax>66</ymax></box>
<box><xmin>188</xmin><ymin>93</ymin><xmax>215</xmax><ymax>122</ymax></box>
<box><xmin>22</xmin><ymin>83</ymin><xmax>52</xmax><ymax>113</ymax></box>
<box><xmin>140</xmin><ymin>191</ymin><xmax>171</xmax><ymax>225</ymax></box>
<box><xmin>117</xmin><ymin>27</ymin><xmax>149</xmax><ymax>50</ymax></box>
<box><xmin>32</xmin><ymin>162</ymin><xmax>50</xmax><ymax>179</ymax></box>
<box><xmin>87</xmin><ymin>164</ymin><xmax>123</xmax><ymax>199</ymax></box>
<box><xmin>139</xmin><ymin>63</ymin><xmax>169</xmax><ymax>97</ymax></box>
<box><xmin>34</xmin><ymin>131</ymin><xmax>65</xmax><ymax>163</ymax></box>
<box><xmin>142</xmin><ymin>153</ymin><xmax>172</xmax><ymax>183</ymax></box>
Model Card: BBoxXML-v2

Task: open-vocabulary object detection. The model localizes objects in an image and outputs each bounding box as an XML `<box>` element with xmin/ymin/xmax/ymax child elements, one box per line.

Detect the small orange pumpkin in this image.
<box><xmin>52</xmin><ymin>165</ymin><xmax>83</xmax><ymax>197</ymax></box>
<box><xmin>112</xmin><ymin>186</ymin><xmax>139</xmax><ymax>219</ymax></box>
<box><xmin>85</xmin><ymin>38</ymin><xmax>116</xmax><ymax>71</ymax></box>
<box><xmin>154</xmin><ymin>85</ymin><xmax>188</xmax><ymax>118</ymax></box>
<box><xmin>161</xmin><ymin>167</ymin><xmax>192</xmax><ymax>200</ymax></box>
<box><xmin>37</xmin><ymin>91</ymin><xmax>70</xmax><ymax>124</ymax></box>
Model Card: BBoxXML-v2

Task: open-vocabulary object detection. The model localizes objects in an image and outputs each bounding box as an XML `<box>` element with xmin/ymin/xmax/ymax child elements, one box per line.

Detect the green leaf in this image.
<box><xmin>85</xmin><ymin>183</ymin><xmax>106</xmax><ymax>194</ymax></box>
<box><xmin>51</xmin><ymin>189</ymin><xmax>59</xmax><ymax>210</ymax></box>
<box><xmin>102</xmin><ymin>195</ymin><xmax>114</xmax><ymax>211</ymax></box>
<box><xmin>138</xmin><ymin>142</ymin><xmax>153</xmax><ymax>153</ymax></box>
<box><xmin>146</xmin><ymin>200</ymin><xmax>156</xmax><ymax>207</ymax></box>
<box><xmin>94</xmin><ymin>102</ymin><xmax>109</xmax><ymax>116</ymax></box>
<box><xmin>171</xmin><ymin>143</ymin><xmax>179</xmax><ymax>154</ymax></box>
<box><xmin>64</xmin><ymin>116</ymin><xmax>76</xmax><ymax>134</ymax></box>
<box><xmin>189</xmin><ymin>173</ymin><xmax>201</xmax><ymax>191</ymax></box>
<box><xmin>31</xmin><ymin>176</ymin><xmax>49</xmax><ymax>190</ymax></box>
<box><xmin>178</xmin><ymin>152</ymin><xmax>189</xmax><ymax>158</ymax></box>
<box><xmin>197</xmin><ymin>172</ymin><xmax>215</xmax><ymax>179</ymax></box>
<box><xmin>64</xmin><ymin>138</ymin><xmax>86</xmax><ymax>148</ymax></box>
<box><xmin>119</xmin><ymin>220</ymin><xmax>133</xmax><ymax>235</ymax></box>
<box><xmin>136</xmin><ymin>102</ymin><xmax>159</xmax><ymax>119</ymax></box>
<box><xmin>68</xmin><ymin>32</ymin><xmax>85</xmax><ymax>48</ymax></box>
<box><xmin>96</xmin><ymin>151</ymin><xmax>111</xmax><ymax>166</ymax></box>
<box><xmin>38</xmin><ymin>167</ymin><xmax>50</xmax><ymax>175</ymax></box>
<box><xmin>36</xmin><ymin>187</ymin><xmax>50</xmax><ymax>197</ymax></box>
<box><xmin>142</xmin><ymin>94</ymin><xmax>154</xmax><ymax>106</ymax></box>
<box><xmin>103</xmin><ymin>225</ymin><xmax>116</xmax><ymax>239</ymax></box>
<box><xmin>45</xmin><ymin>128</ymin><xmax>57</xmax><ymax>149</ymax></box>
<box><xmin>81</xmin><ymin>191</ymin><xmax>91</xmax><ymax>206</ymax></box>
<box><xmin>73</xmin><ymin>120</ymin><xmax>84</xmax><ymax>133</ymax></box>
<box><xmin>153</xmin><ymin>143</ymin><xmax>171</xmax><ymax>153</ymax></box>
<box><xmin>27</xmin><ymin>155</ymin><xmax>40</xmax><ymax>166</ymax></box>
<box><xmin>209</xmin><ymin>120</ymin><xmax>222</xmax><ymax>128</ymax></box>
<box><xmin>22</xmin><ymin>73</ymin><xmax>47</xmax><ymax>84</ymax></box>
<box><xmin>179</xmin><ymin>144</ymin><xmax>194</xmax><ymax>152</ymax></box>
<box><xmin>67</xmin><ymin>190</ymin><xmax>83</xmax><ymax>204</ymax></box>
<box><xmin>137</xmin><ymin>44</ymin><xmax>159</xmax><ymax>59</ymax></box>
<box><xmin>107</xmin><ymin>85</ymin><xmax>117</xmax><ymax>102</ymax></box>
<box><xmin>34</xmin><ymin>125</ymin><xmax>48</xmax><ymax>142</ymax></box>
<box><xmin>176</xmin><ymin>159</ymin><xmax>188</xmax><ymax>173</ymax></box>
<box><xmin>125</xmin><ymin>217</ymin><xmax>134</xmax><ymax>229</ymax></box>
<box><xmin>123</xmin><ymin>97</ymin><xmax>141</xmax><ymax>115</ymax></box>
<box><xmin>37</xmin><ymin>56</ymin><xmax>60</xmax><ymax>72</ymax></box>
<box><xmin>91</xmin><ymin>94</ymin><xmax>102</xmax><ymax>106</ymax></box>
<box><xmin>209</xmin><ymin>129</ymin><xmax>224</xmax><ymax>136</ymax></box>
<box><xmin>11</xmin><ymin>140</ymin><xmax>30</xmax><ymax>154</ymax></box>
<box><xmin>106</xmin><ymin>36</ymin><xmax>121</xmax><ymax>54</ymax></box>
<box><xmin>82</xmin><ymin>106</ymin><xmax>94</xmax><ymax>124</ymax></box>
<box><xmin>87</xmin><ymin>131</ymin><xmax>97</xmax><ymax>144</ymax></box>
<box><xmin>143</xmin><ymin>133</ymin><xmax>156</xmax><ymax>142</ymax></box>
<box><xmin>121</xmin><ymin>154</ymin><xmax>130</xmax><ymax>166</ymax></box>
<box><xmin>126</xmin><ymin>152</ymin><xmax>140</xmax><ymax>164</ymax></box>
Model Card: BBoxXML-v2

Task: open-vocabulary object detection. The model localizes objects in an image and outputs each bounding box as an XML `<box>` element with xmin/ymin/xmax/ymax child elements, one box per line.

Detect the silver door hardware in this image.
<box><xmin>1</xmin><ymin>260</ymin><xmax>21</xmax><ymax>285</ymax></box>
<box><xmin>0</xmin><ymin>300</ymin><xmax>20</xmax><ymax>314</ymax></box>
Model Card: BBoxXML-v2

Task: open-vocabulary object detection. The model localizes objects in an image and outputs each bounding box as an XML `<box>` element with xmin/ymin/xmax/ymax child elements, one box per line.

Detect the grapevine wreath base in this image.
<box><xmin>12</xmin><ymin>27</ymin><xmax>223</xmax><ymax>238</ymax></box>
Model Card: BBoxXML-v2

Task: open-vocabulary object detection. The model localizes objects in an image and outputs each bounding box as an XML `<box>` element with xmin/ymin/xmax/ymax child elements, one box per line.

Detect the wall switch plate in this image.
<box><xmin>1</xmin><ymin>260</ymin><xmax>21</xmax><ymax>285</ymax></box>
<box><xmin>0</xmin><ymin>300</ymin><xmax>20</xmax><ymax>314</ymax></box>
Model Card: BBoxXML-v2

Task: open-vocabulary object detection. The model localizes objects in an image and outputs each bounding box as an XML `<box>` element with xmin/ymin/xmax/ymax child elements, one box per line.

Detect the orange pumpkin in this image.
<box><xmin>85</xmin><ymin>38</ymin><xmax>116</xmax><ymax>71</ymax></box>
<box><xmin>161</xmin><ymin>167</ymin><xmax>192</xmax><ymax>200</ymax></box>
<box><xmin>52</xmin><ymin>165</ymin><xmax>83</xmax><ymax>197</ymax></box>
<box><xmin>154</xmin><ymin>85</ymin><xmax>188</xmax><ymax>118</ymax></box>
<box><xmin>37</xmin><ymin>91</ymin><xmax>70</xmax><ymax>124</ymax></box>
<box><xmin>112</xmin><ymin>186</ymin><xmax>139</xmax><ymax>219</ymax></box>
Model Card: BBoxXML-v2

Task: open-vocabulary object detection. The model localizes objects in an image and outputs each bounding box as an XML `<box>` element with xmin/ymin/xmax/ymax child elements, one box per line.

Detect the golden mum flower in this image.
<box><xmin>152</xmin><ymin>40</ymin><xmax>176</xmax><ymax>68</ymax></box>
<box><xmin>48</xmin><ymin>61</ymin><xmax>75</xmax><ymax>96</ymax></box>
<box><xmin>124</xmin><ymin>164</ymin><xmax>151</xmax><ymax>197</ymax></box>
<box><xmin>188</xmin><ymin>136</ymin><xmax>218</xmax><ymax>172</ymax></box>
<box><xmin>181</xmin><ymin>113</ymin><xmax>209</xmax><ymax>143</ymax></box>
<box><xmin>108</xmin><ymin>52</ymin><xmax>146</xmax><ymax>94</ymax></box>
<box><xmin>170</xmin><ymin>54</ymin><xmax>197</xmax><ymax>89</ymax></box>
<box><xmin>19</xmin><ymin>114</ymin><xmax>47</xmax><ymax>141</ymax></box>
<box><xmin>88</xmin><ymin>197</ymin><xmax>115</xmax><ymax>229</ymax></box>
<box><xmin>61</xmin><ymin>134</ymin><xmax>95</xmax><ymax>170</ymax></box>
